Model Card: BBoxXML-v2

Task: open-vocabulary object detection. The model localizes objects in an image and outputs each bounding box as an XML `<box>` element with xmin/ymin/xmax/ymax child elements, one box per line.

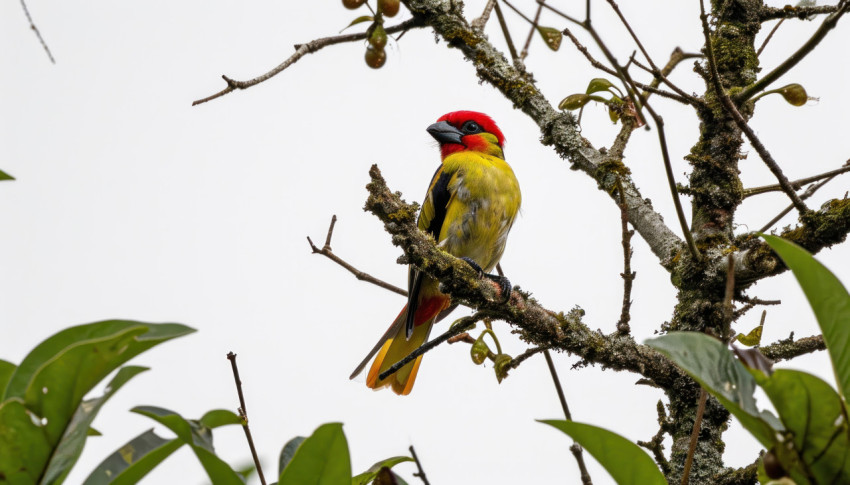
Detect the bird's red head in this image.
<box><xmin>427</xmin><ymin>111</ymin><xmax>506</xmax><ymax>159</ymax></box>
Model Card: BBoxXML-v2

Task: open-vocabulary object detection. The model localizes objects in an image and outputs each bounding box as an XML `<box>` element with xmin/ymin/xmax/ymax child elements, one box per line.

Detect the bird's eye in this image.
<box><xmin>461</xmin><ymin>121</ymin><xmax>482</xmax><ymax>134</ymax></box>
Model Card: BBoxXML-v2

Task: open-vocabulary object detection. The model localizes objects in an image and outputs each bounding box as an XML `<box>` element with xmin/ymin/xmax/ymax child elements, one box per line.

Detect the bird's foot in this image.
<box><xmin>460</xmin><ymin>257</ymin><xmax>512</xmax><ymax>303</ymax></box>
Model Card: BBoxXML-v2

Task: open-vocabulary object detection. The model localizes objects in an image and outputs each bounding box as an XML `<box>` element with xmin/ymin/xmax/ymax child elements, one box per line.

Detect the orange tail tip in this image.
<box><xmin>367</xmin><ymin>319</ymin><xmax>431</xmax><ymax>395</ymax></box>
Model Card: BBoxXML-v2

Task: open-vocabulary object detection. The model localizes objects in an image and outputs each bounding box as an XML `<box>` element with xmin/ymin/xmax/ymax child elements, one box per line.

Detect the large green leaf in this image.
<box><xmin>646</xmin><ymin>332</ymin><xmax>780</xmax><ymax>447</ymax></box>
<box><xmin>0</xmin><ymin>397</ymin><xmax>51</xmax><ymax>484</ymax></box>
<box><xmin>351</xmin><ymin>456</ymin><xmax>413</xmax><ymax>485</ymax></box>
<box><xmin>0</xmin><ymin>360</ymin><xmax>15</xmax><ymax>397</ymax></box>
<box><xmin>132</xmin><ymin>406</ymin><xmax>243</xmax><ymax>485</ymax></box>
<box><xmin>82</xmin><ymin>429</ymin><xmax>183</xmax><ymax>485</ymax></box>
<box><xmin>278</xmin><ymin>436</ymin><xmax>307</xmax><ymax>476</ymax></box>
<box><xmin>0</xmin><ymin>321</ymin><xmax>193</xmax><ymax>483</ymax></box>
<box><xmin>0</xmin><ymin>169</ymin><xmax>14</xmax><ymax>181</ymax></box>
<box><xmin>540</xmin><ymin>420</ymin><xmax>666</xmax><ymax>485</ymax></box>
<box><xmin>762</xmin><ymin>234</ymin><xmax>850</xmax><ymax>402</ymax></box>
<box><xmin>278</xmin><ymin>423</ymin><xmax>351</xmax><ymax>485</ymax></box>
<box><xmin>756</xmin><ymin>369</ymin><xmax>850</xmax><ymax>484</ymax></box>
<box><xmin>42</xmin><ymin>366</ymin><xmax>148</xmax><ymax>485</ymax></box>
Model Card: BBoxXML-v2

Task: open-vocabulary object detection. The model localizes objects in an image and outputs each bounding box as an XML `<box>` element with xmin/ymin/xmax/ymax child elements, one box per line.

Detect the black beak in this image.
<box><xmin>426</xmin><ymin>121</ymin><xmax>464</xmax><ymax>145</ymax></box>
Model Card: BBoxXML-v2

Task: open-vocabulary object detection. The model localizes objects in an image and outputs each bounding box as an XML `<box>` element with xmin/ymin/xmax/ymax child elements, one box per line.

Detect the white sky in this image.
<box><xmin>2</xmin><ymin>1</ymin><xmax>849</xmax><ymax>484</ymax></box>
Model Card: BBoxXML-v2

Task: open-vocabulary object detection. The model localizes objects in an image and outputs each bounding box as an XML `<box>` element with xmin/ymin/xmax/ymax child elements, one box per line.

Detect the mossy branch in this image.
<box><xmin>364</xmin><ymin>164</ymin><xmax>685</xmax><ymax>387</ymax></box>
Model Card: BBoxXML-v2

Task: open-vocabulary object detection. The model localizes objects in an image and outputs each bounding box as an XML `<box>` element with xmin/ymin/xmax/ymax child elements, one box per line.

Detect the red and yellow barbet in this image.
<box><xmin>350</xmin><ymin>111</ymin><xmax>522</xmax><ymax>395</ymax></box>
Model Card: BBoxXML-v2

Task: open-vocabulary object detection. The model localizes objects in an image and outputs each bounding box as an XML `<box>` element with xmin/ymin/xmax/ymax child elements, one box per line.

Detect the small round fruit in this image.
<box><xmin>365</xmin><ymin>46</ymin><xmax>386</xmax><ymax>69</ymax></box>
<box><xmin>378</xmin><ymin>0</ymin><xmax>400</xmax><ymax>17</ymax></box>
<box><xmin>763</xmin><ymin>449</ymin><xmax>787</xmax><ymax>479</ymax></box>
<box><xmin>342</xmin><ymin>0</ymin><xmax>366</xmax><ymax>9</ymax></box>
<box><xmin>369</xmin><ymin>25</ymin><xmax>388</xmax><ymax>49</ymax></box>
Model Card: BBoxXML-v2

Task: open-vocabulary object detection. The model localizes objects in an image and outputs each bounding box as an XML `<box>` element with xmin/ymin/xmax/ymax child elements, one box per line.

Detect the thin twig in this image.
<box><xmin>506</xmin><ymin>346</ymin><xmax>548</xmax><ymax>370</ymax></box>
<box><xmin>757</xmin><ymin>162</ymin><xmax>849</xmax><ymax>232</ymax></box>
<box><xmin>699</xmin><ymin>0</ymin><xmax>810</xmax><ymax>215</ymax></box>
<box><xmin>493</xmin><ymin>1</ymin><xmax>521</xmax><ymax>64</ymax></box>
<box><xmin>560</xmin><ymin>27</ymin><xmax>695</xmax><ymax>105</ymax></box>
<box><xmin>558</xmin><ymin>5</ymin><xmax>701</xmax><ymax>260</ymax></box>
<box><xmin>603</xmin><ymin>0</ymin><xmax>700</xmax><ymax>105</ymax></box>
<box><xmin>307</xmin><ymin>215</ymin><xmax>408</xmax><ymax>296</ymax></box>
<box><xmin>520</xmin><ymin>1</ymin><xmax>545</xmax><ymax>59</ymax></box>
<box><xmin>471</xmin><ymin>0</ymin><xmax>498</xmax><ymax>32</ymax></box>
<box><xmin>378</xmin><ymin>315</ymin><xmax>480</xmax><ymax>381</ymax></box>
<box><xmin>760</xmin><ymin>3</ymin><xmax>841</xmax><ymax>21</ymax></box>
<box><xmin>737</xmin><ymin>1</ymin><xmax>849</xmax><ymax>102</ymax></box>
<box><xmin>226</xmin><ymin>352</ymin><xmax>267</xmax><ymax>485</ymax></box>
<box><xmin>617</xmin><ymin>179</ymin><xmax>635</xmax><ymax>334</ymax></box>
<box><xmin>544</xmin><ymin>350</ymin><xmax>593</xmax><ymax>485</ymax></box>
<box><xmin>19</xmin><ymin>0</ymin><xmax>55</xmax><ymax>64</ymax></box>
<box><xmin>638</xmin><ymin>401</ymin><xmax>671</xmax><ymax>475</ymax></box>
<box><xmin>680</xmin><ymin>388</ymin><xmax>707</xmax><ymax>485</ymax></box>
<box><xmin>756</xmin><ymin>18</ymin><xmax>785</xmax><ymax>56</ymax></box>
<box><xmin>193</xmin><ymin>18</ymin><xmax>422</xmax><ymax>105</ymax></box>
<box><xmin>409</xmin><ymin>445</ymin><xmax>431</xmax><ymax>485</ymax></box>
<box><xmin>743</xmin><ymin>163</ymin><xmax>850</xmax><ymax>198</ymax></box>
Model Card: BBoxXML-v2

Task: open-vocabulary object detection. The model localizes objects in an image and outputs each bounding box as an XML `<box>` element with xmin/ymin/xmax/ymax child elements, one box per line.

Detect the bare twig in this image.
<box><xmin>19</xmin><ymin>0</ymin><xmax>55</xmax><ymax>64</ymax></box>
<box><xmin>506</xmin><ymin>345</ymin><xmax>548</xmax><ymax>370</ymax></box>
<box><xmin>307</xmin><ymin>215</ymin><xmax>408</xmax><ymax>297</ymax></box>
<box><xmin>493</xmin><ymin>1</ymin><xmax>521</xmax><ymax>65</ymax></box>
<box><xmin>471</xmin><ymin>0</ymin><xmax>498</xmax><ymax>32</ymax></box>
<box><xmin>738</xmin><ymin>1</ymin><xmax>849</xmax><ymax>102</ymax></box>
<box><xmin>756</xmin><ymin>18</ymin><xmax>785</xmax><ymax>56</ymax></box>
<box><xmin>617</xmin><ymin>179</ymin><xmax>635</xmax><ymax>334</ymax></box>
<box><xmin>226</xmin><ymin>352</ymin><xmax>267</xmax><ymax>485</ymax></box>
<box><xmin>603</xmin><ymin>0</ymin><xmax>701</xmax><ymax>105</ymax></box>
<box><xmin>544</xmin><ymin>350</ymin><xmax>593</xmax><ymax>485</ymax></box>
<box><xmin>638</xmin><ymin>401</ymin><xmax>671</xmax><ymax>475</ymax></box>
<box><xmin>193</xmin><ymin>18</ymin><xmax>422</xmax><ymax>105</ymax></box>
<box><xmin>699</xmin><ymin>0</ymin><xmax>809</xmax><ymax>215</ymax></box>
<box><xmin>520</xmin><ymin>1</ymin><xmax>545</xmax><ymax>59</ymax></box>
<box><xmin>409</xmin><ymin>445</ymin><xmax>431</xmax><ymax>485</ymax></box>
<box><xmin>378</xmin><ymin>315</ymin><xmax>480</xmax><ymax>381</ymax></box>
<box><xmin>757</xmin><ymin>162</ymin><xmax>849</xmax><ymax>232</ymax></box>
<box><xmin>743</xmin><ymin>163</ymin><xmax>850</xmax><ymax>198</ymax></box>
<box><xmin>680</xmin><ymin>388</ymin><xmax>708</xmax><ymax>485</ymax></box>
<box><xmin>559</xmin><ymin>28</ymin><xmax>695</xmax><ymax>105</ymax></box>
<box><xmin>760</xmin><ymin>4</ymin><xmax>842</xmax><ymax>22</ymax></box>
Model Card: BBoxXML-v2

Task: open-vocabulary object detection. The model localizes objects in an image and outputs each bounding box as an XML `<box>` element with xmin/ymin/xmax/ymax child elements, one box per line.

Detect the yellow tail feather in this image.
<box><xmin>366</xmin><ymin>321</ymin><xmax>431</xmax><ymax>395</ymax></box>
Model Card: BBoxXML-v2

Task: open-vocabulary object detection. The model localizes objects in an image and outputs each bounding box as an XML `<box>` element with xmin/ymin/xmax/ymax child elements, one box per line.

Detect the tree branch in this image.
<box><xmin>19</xmin><ymin>0</ymin><xmax>55</xmax><ymax>64</ymax></box>
<box><xmin>738</xmin><ymin>1</ymin><xmax>849</xmax><ymax>102</ymax></box>
<box><xmin>760</xmin><ymin>3</ymin><xmax>842</xmax><ymax>21</ymax></box>
<box><xmin>192</xmin><ymin>18</ymin><xmax>423</xmax><ymax>106</ymax></box>
<box><xmin>307</xmin><ymin>215</ymin><xmax>408</xmax><ymax>296</ymax></box>
<box><xmin>760</xmin><ymin>334</ymin><xmax>825</xmax><ymax>363</ymax></box>
<box><xmin>742</xmin><ymin>163</ymin><xmax>850</xmax><ymax>198</ymax></box>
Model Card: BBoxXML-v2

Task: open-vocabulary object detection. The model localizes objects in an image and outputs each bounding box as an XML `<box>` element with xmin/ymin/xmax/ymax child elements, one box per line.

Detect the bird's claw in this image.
<box><xmin>460</xmin><ymin>257</ymin><xmax>511</xmax><ymax>303</ymax></box>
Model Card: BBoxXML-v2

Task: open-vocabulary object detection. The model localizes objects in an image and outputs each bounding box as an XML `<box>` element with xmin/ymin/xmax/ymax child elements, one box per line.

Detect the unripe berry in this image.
<box><xmin>369</xmin><ymin>25</ymin><xmax>388</xmax><ymax>50</ymax></box>
<box><xmin>342</xmin><ymin>0</ymin><xmax>366</xmax><ymax>9</ymax></box>
<box><xmin>378</xmin><ymin>0</ymin><xmax>400</xmax><ymax>17</ymax></box>
<box><xmin>365</xmin><ymin>46</ymin><xmax>386</xmax><ymax>69</ymax></box>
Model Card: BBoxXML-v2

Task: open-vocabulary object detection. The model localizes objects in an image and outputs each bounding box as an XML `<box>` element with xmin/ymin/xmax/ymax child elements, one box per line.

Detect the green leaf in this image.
<box><xmin>0</xmin><ymin>398</ymin><xmax>51</xmax><ymax>484</ymax></box>
<box><xmin>0</xmin><ymin>360</ymin><xmax>15</xmax><ymax>397</ymax></box>
<box><xmin>279</xmin><ymin>436</ymin><xmax>307</xmax><ymax>476</ymax></box>
<box><xmin>199</xmin><ymin>409</ymin><xmax>242</xmax><ymax>429</ymax></box>
<box><xmin>536</xmin><ymin>26</ymin><xmax>562</xmax><ymax>51</ymax></box>
<box><xmin>42</xmin><ymin>366</ymin><xmax>149</xmax><ymax>485</ymax></box>
<box><xmin>341</xmin><ymin>16</ymin><xmax>374</xmax><ymax>32</ymax></box>
<box><xmin>82</xmin><ymin>429</ymin><xmax>183</xmax><ymax>485</ymax></box>
<box><xmin>133</xmin><ymin>406</ymin><xmax>243</xmax><ymax>485</ymax></box>
<box><xmin>278</xmin><ymin>423</ymin><xmax>351</xmax><ymax>485</ymax></box>
<box><xmin>558</xmin><ymin>93</ymin><xmax>591</xmax><ymax>111</ymax></box>
<box><xmin>646</xmin><ymin>332</ymin><xmax>780</xmax><ymax>447</ymax></box>
<box><xmin>0</xmin><ymin>169</ymin><xmax>14</xmax><ymax>181</ymax></box>
<box><xmin>540</xmin><ymin>420</ymin><xmax>666</xmax><ymax>485</ymax></box>
<box><xmin>761</xmin><ymin>234</ymin><xmax>850</xmax><ymax>402</ymax></box>
<box><xmin>757</xmin><ymin>369</ymin><xmax>850</xmax><ymax>484</ymax></box>
<box><xmin>87</xmin><ymin>427</ymin><xmax>102</xmax><ymax>436</ymax></box>
<box><xmin>0</xmin><ymin>321</ymin><xmax>193</xmax><ymax>483</ymax></box>
<box><xmin>352</xmin><ymin>456</ymin><xmax>413</xmax><ymax>485</ymax></box>
<box><xmin>735</xmin><ymin>323</ymin><xmax>764</xmax><ymax>347</ymax></box>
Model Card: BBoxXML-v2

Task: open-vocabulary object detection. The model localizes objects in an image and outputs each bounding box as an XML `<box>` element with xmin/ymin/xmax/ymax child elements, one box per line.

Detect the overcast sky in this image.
<box><xmin>2</xmin><ymin>1</ymin><xmax>849</xmax><ymax>483</ymax></box>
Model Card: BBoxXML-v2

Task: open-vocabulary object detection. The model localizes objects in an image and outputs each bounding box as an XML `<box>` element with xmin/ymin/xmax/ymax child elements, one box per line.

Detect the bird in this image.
<box><xmin>349</xmin><ymin>111</ymin><xmax>522</xmax><ymax>395</ymax></box>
